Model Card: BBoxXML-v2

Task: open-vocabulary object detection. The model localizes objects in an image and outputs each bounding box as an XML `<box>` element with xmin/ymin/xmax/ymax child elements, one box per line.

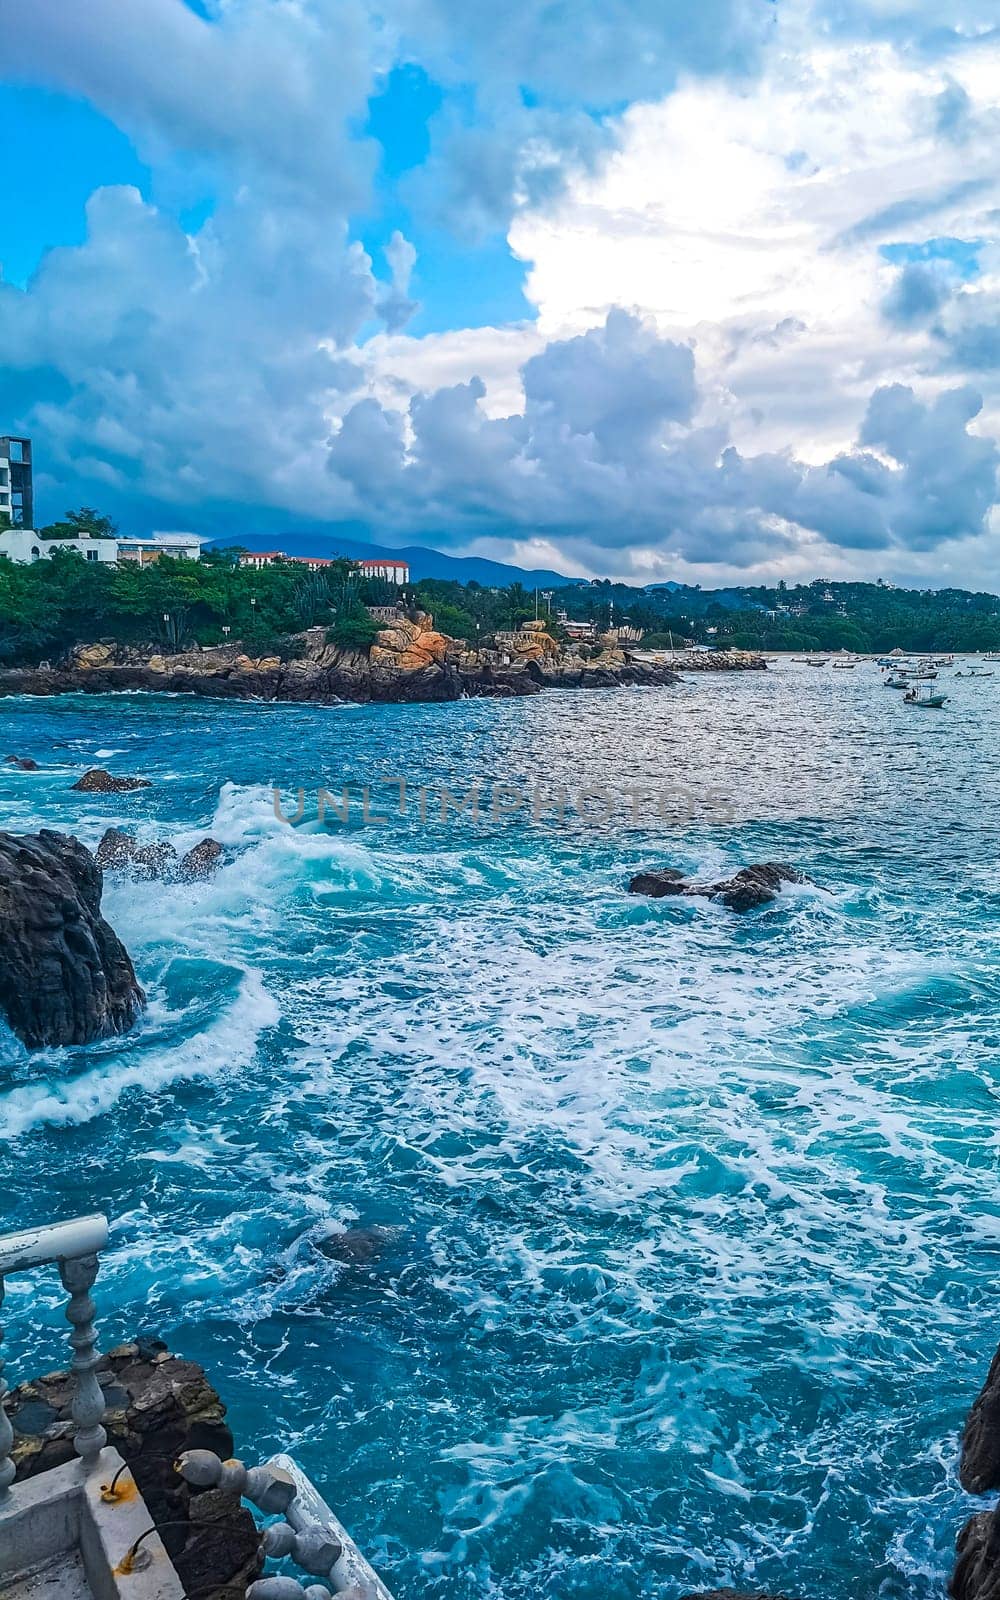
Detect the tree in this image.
<box><xmin>66</xmin><ymin>507</ymin><xmax>118</xmax><ymax>538</ymax></box>
<box><xmin>39</xmin><ymin>507</ymin><xmax>119</xmax><ymax>540</ymax></box>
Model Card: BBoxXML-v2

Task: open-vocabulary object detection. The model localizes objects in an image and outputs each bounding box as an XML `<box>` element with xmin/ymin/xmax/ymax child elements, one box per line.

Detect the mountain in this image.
<box><xmin>212</xmin><ymin>532</ymin><xmax>582</xmax><ymax>590</ymax></box>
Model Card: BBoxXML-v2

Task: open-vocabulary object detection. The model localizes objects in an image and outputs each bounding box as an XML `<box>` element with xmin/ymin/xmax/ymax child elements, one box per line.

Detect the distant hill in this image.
<box><xmin>213</xmin><ymin>532</ymin><xmax>582</xmax><ymax>590</ymax></box>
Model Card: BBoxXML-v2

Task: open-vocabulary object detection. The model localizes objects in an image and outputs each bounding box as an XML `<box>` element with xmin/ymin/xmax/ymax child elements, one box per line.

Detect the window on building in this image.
<box><xmin>87</xmin><ymin>549</ymin><xmax>99</xmax><ymax>562</ymax></box>
<box><xmin>7</xmin><ymin>441</ymin><xmax>23</xmax><ymax>463</ymax></box>
<box><xmin>30</xmin><ymin>547</ymin><xmax>40</xmax><ymax>560</ymax></box>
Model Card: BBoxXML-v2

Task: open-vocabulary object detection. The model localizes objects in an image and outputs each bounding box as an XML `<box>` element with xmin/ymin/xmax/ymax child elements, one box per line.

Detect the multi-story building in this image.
<box><xmin>0</xmin><ymin>437</ymin><xmax>33</xmax><ymax>528</ymax></box>
<box><xmin>236</xmin><ymin>550</ymin><xmax>410</xmax><ymax>585</ymax></box>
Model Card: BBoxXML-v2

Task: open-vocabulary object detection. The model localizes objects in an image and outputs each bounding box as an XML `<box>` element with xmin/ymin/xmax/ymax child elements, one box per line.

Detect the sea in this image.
<box><xmin>1</xmin><ymin>659</ymin><xmax>998</xmax><ymax>1600</ymax></box>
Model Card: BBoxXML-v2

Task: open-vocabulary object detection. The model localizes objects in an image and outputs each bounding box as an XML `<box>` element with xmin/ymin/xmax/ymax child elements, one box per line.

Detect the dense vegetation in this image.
<box><xmin>0</xmin><ymin>536</ymin><xmax>393</xmax><ymax>664</ymax></box>
<box><xmin>551</xmin><ymin>577</ymin><xmax>1000</xmax><ymax>654</ymax></box>
<box><xmin>0</xmin><ymin>540</ymin><xmax>560</xmax><ymax>666</ymax></box>
<box><xmin>3</xmin><ymin>515</ymin><xmax>1000</xmax><ymax>663</ymax></box>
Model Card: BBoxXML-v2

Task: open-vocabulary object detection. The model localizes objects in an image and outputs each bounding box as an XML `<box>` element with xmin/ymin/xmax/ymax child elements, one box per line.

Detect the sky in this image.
<box><xmin>3</xmin><ymin>0</ymin><xmax>1000</xmax><ymax>587</ymax></box>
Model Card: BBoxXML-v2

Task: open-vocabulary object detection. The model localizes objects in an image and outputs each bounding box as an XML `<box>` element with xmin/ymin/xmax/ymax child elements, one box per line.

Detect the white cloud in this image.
<box><xmin>509</xmin><ymin>25</ymin><xmax>1000</xmax><ymax>460</ymax></box>
<box><xmin>4</xmin><ymin>0</ymin><xmax>1000</xmax><ymax>583</ymax></box>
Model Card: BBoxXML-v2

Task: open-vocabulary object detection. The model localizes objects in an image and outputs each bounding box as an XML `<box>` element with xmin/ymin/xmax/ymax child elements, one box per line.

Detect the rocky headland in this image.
<box><xmin>0</xmin><ymin>615</ymin><xmax>765</xmax><ymax>706</ymax></box>
<box><xmin>0</xmin><ymin>828</ymin><xmax>145</xmax><ymax>1049</ymax></box>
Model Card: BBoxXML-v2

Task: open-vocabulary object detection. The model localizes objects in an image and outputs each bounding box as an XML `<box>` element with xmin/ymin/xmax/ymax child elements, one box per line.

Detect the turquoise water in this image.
<box><xmin>1</xmin><ymin>663</ymin><xmax>998</xmax><ymax>1598</ymax></box>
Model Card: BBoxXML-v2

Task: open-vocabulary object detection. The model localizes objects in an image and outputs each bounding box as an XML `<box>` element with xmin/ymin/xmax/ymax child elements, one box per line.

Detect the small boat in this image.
<box><xmin>805</xmin><ymin>658</ymin><xmax>829</xmax><ymax>667</ymax></box>
<box><xmin>903</xmin><ymin>686</ymin><xmax>948</xmax><ymax>708</ymax></box>
<box><xmin>885</xmin><ymin>675</ymin><xmax>910</xmax><ymax>688</ymax></box>
<box><xmin>832</xmin><ymin>661</ymin><xmax>856</xmax><ymax>669</ymax></box>
<box><xmin>967</xmin><ymin>667</ymin><xmax>994</xmax><ymax>677</ymax></box>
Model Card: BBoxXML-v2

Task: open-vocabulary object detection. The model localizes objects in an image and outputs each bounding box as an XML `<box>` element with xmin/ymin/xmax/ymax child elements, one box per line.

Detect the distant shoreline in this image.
<box><xmin>0</xmin><ymin>638</ymin><xmax>769</xmax><ymax>708</ymax></box>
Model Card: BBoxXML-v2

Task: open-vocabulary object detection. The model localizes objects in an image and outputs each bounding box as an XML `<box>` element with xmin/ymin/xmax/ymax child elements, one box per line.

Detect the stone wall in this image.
<box><xmin>4</xmin><ymin>1337</ymin><xmax>261</xmax><ymax>1599</ymax></box>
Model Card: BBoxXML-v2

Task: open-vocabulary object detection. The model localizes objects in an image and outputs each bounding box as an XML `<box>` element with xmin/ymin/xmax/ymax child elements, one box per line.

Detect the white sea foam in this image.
<box><xmin>0</xmin><ymin>967</ymin><xmax>278</xmax><ymax>1137</ymax></box>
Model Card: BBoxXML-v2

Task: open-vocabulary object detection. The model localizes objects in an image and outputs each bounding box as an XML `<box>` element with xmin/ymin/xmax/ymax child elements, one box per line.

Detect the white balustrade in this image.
<box><xmin>0</xmin><ymin>1213</ymin><xmax>110</xmax><ymax>1495</ymax></box>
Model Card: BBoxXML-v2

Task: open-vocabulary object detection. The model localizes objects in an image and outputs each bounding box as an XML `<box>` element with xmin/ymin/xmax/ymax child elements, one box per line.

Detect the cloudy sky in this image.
<box><xmin>4</xmin><ymin>0</ymin><xmax>1000</xmax><ymax>586</ymax></box>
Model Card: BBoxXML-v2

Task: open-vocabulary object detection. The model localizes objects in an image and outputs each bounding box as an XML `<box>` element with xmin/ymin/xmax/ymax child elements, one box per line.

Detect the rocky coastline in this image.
<box><xmin>0</xmin><ymin>616</ymin><xmax>765</xmax><ymax>706</ymax></box>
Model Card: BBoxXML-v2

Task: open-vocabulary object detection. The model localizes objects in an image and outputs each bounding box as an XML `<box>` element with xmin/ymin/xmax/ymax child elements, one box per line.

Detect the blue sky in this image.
<box><xmin>3</xmin><ymin>0</ymin><xmax>1000</xmax><ymax>587</ymax></box>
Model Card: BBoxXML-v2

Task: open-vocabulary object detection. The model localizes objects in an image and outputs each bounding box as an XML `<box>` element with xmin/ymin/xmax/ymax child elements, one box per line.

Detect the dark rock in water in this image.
<box><xmin>71</xmin><ymin>766</ymin><xmax>152</xmax><ymax>793</ymax></box>
<box><xmin>628</xmin><ymin>861</ymin><xmax>815</xmax><ymax>913</ymax></box>
<box><xmin>96</xmin><ymin>828</ymin><xmax>223</xmax><ymax>883</ymax></box>
<box><xmin>0</xmin><ymin>828</ymin><xmax>145</xmax><ymax>1049</ymax></box>
<box><xmin>96</xmin><ymin>826</ymin><xmax>178</xmax><ymax>879</ymax></box>
<box><xmin>627</xmin><ymin>868</ymin><xmax>688</xmax><ymax>898</ymax></box>
<box><xmin>316</xmin><ymin>1226</ymin><xmax>390</xmax><ymax>1264</ymax></box>
<box><xmin>951</xmin><ymin>1508</ymin><xmax>1000</xmax><ymax>1600</ymax></box>
<box><xmin>950</xmin><ymin>1341</ymin><xmax>1000</xmax><ymax>1600</ymax></box>
<box><xmin>4</xmin><ymin>754</ymin><xmax>39</xmax><ymax>771</ymax></box>
<box><xmin>704</xmin><ymin>863</ymin><xmax>812</xmax><ymax>912</ymax></box>
<box><xmin>679</xmin><ymin>1592</ymin><xmax>796</xmax><ymax>1600</ymax></box>
<box><xmin>960</xmin><ymin>1345</ymin><xmax>1000</xmax><ymax>1493</ymax></box>
<box><xmin>179</xmin><ymin>837</ymin><xmax>223</xmax><ymax>881</ymax></box>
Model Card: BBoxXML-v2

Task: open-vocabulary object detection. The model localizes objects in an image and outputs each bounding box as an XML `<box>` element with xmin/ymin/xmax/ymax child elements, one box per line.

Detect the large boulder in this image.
<box><xmin>960</xmin><ymin>1346</ymin><xmax>1000</xmax><ymax>1493</ymax></box>
<box><xmin>952</xmin><ymin>1510</ymin><xmax>1000</xmax><ymax>1600</ymax></box>
<box><xmin>72</xmin><ymin>767</ymin><xmax>152</xmax><ymax>793</ymax></box>
<box><xmin>628</xmin><ymin>862</ymin><xmax>815</xmax><ymax>913</ymax></box>
<box><xmin>950</xmin><ymin>1342</ymin><xmax>1000</xmax><ymax>1599</ymax></box>
<box><xmin>179</xmin><ymin>838</ymin><xmax>223</xmax><ymax>881</ymax></box>
<box><xmin>0</xmin><ymin>829</ymin><xmax>145</xmax><ymax>1049</ymax></box>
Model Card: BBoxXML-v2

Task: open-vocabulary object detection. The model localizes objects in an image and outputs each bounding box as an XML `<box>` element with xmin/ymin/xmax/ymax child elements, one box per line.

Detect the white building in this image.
<box><xmin>0</xmin><ymin>528</ymin><xmax>118</xmax><ymax>564</ymax></box>
<box><xmin>117</xmin><ymin>532</ymin><xmax>203</xmax><ymax>564</ymax></box>
<box><xmin>0</xmin><ymin>529</ymin><xmax>202</xmax><ymax>566</ymax></box>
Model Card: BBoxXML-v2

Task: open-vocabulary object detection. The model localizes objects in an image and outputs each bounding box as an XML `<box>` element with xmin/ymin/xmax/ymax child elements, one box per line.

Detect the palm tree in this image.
<box><xmin>505</xmin><ymin>582</ymin><xmax>528</xmax><ymax>627</ymax></box>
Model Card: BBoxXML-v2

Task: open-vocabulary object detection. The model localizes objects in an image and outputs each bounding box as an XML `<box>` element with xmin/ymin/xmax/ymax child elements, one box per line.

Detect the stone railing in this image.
<box><xmin>0</xmin><ymin>1212</ymin><xmax>396</xmax><ymax>1599</ymax></box>
<box><xmin>0</xmin><ymin>1212</ymin><xmax>109</xmax><ymax>1494</ymax></box>
<box><xmin>177</xmin><ymin>1449</ymin><xmax>396</xmax><ymax>1600</ymax></box>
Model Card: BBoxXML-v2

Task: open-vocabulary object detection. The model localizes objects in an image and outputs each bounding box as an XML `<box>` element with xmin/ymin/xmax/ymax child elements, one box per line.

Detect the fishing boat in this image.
<box><xmin>805</xmin><ymin>658</ymin><xmax>829</xmax><ymax>667</ymax></box>
<box><xmin>885</xmin><ymin>674</ymin><xmax>910</xmax><ymax>687</ymax></box>
<box><xmin>832</xmin><ymin>661</ymin><xmax>856</xmax><ymax>669</ymax></box>
<box><xmin>903</xmin><ymin>686</ymin><xmax>948</xmax><ymax>708</ymax></box>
